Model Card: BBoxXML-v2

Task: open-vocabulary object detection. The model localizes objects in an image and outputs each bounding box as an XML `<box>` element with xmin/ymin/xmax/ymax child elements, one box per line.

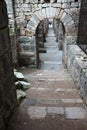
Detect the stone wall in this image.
<box><xmin>67</xmin><ymin>0</ymin><xmax>87</xmax><ymax>104</ymax></box>
<box><xmin>67</xmin><ymin>44</ymin><xmax>87</xmax><ymax>104</ymax></box>
<box><xmin>6</xmin><ymin>0</ymin><xmax>81</xmax><ymax>66</ymax></box>
<box><xmin>15</xmin><ymin>0</ymin><xmax>80</xmax><ymax>66</ymax></box>
<box><xmin>5</xmin><ymin>0</ymin><xmax>18</xmax><ymax>66</ymax></box>
<box><xmin>14</xmin><ymin>0</ymin><xmax>80</xmax><ymax>37</ymax></box>
<box><xmin>36</xmin><ymin>19</ymin><xmax>49</xmax><ymax>68</ymax></box>
<box><xmin>0</xmin><ymin>1</ymin><xmax>17</xmax><ymax>129</ymax></box>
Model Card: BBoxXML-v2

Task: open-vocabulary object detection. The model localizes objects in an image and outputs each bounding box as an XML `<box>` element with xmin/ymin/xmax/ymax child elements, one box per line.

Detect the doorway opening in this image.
<box><xmin>36</xmin><ymin>18</ymin><xmax>65</xmax><ymax>70</ymax></box>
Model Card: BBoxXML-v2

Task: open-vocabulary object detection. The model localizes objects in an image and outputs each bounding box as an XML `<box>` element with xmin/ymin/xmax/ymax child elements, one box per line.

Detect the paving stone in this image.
<box><xmin>47</xmin><ymin>107</ymin><xmax>64</xmax><ymax>115</ymax></box>
<box><xmin>28</xmin><ymin>106</ymin><xmax>46</xmax><ymax>119</ymax></box>
<box><xmin>55</xmin><ymin>88</ymin><xmax>76</xmax><ymax>93</ymax></box>
<box><xmin>36</xmin><ymin>99</ymin><xmax>61</xmax><ymax>105</ymax></box>
<box><xmin>62</xmin><ymin>99</ymin><xmax>76</xmax><ymax>103</ymax></box>
<box><xmin>65</xmin><ymin>107</ymin><xmax>87</xmax><ymax>119</ymax></box>
<box><xmin>76</xmin><ymin>99</ymin><xmax>83</xmax><ymax>103</ymax></box>
<box><xmin>25</xmin><ymin>98</ymin><xmax>37</xmax><ymax>106</ymax></box>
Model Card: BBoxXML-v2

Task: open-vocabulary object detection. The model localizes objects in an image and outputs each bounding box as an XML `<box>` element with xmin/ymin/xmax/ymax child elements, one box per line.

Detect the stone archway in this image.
<box><xmin>27</xmin><ymin>6</ymin><xmax>76</xmax><ymax>37</ymax></box>
<box><xmin>27</xmin><ymin>6</ymin><xmax>76</xmax><ymax>68</ymax></box>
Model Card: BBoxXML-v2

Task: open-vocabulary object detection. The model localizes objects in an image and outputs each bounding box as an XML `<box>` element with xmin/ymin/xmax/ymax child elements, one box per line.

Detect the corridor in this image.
<box><xmin>7</xmin><ymin>24</ymin><xmax>87</xmax><ymax>130</ymax></box>
<box><xmin>40</xmin><ymin>23</ymin><xmax>63</xmax><ymax>71</ymax></box>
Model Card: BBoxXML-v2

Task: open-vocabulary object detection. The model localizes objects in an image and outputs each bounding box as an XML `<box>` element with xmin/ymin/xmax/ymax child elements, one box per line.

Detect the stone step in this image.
<box><xmin>24</xmin><ymin>98</ymin><xmax>84</xmax><ymax>107</ymax></box>
<box><xmin>20</xmin><ymin>51</ymin><xmax>35</xmax><ymax>57</ymax></box>
<box><xmin>29</xmin><ymin>80</ymin><xmax>76</xmax><ymax>89</ymax></box>
<box><xmin>39</xmin><ymin>48</ymin><xmax>46</xmax><ymax>53</ymax></box>
<box><xmin>35</xmin><ymin>99</ymin><xmax>84</xmax><ymax>107</ymax></box>
<box><xmin>40</xmin><ymin>63</ymin><xmax>63</xmax><ymax>71</ymax></box>
<box><xmin>47</xmin><ymin>34</ymin><xmax>55</xmax><ymax>37</ymax></box>
<box><xmin>26</xmin><ymin>89</ymin><xmax>80</xmax><ymax>99</ymax></box>
<box><xmin>28</xmin><ymin>106</ymin><xmax>87</xmax><ymax>120</ymax></box>
<box><xmin>43</xmin><ymin>61</ymin><xmax>62</xmax><ymax>64</ymax></box>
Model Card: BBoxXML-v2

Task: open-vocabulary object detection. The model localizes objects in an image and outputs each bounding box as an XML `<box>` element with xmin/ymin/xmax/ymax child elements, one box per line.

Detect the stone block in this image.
<box><xmin>47</xmin><ymin>107</ymin><xmax>64</xmax><ymax>115</ymax></box>
<box><xmin>65</xmin><ymin>107</ymin><xmax>87</xmax><ymax>119</ymax></box>
<box><xmin>28</xmin><ymin>106</ymin><xmax>46</xmax><ymax>119</ymax></box>
<box><xmin>71</xmin><ymin>2</ymin><xmax>79</xmax><ymax>8</ymax></box>
<box><xmin>62</xmin><ymin>3</ymin><xmax>71</xmax><ymax>9</ymax></box>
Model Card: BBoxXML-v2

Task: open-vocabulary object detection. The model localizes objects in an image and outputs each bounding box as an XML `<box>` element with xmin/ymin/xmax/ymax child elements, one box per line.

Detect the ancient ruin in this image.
<box><xmin>1</xmin><ymin>0</ymin><xmax>87</xmax><ymax>130</ymax></box>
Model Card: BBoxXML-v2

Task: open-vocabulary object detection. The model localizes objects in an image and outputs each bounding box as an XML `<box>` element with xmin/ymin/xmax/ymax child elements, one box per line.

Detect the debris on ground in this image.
<box><xmin>14</xmin><ymin>69</ymin><xmax>31</xmax><ymax>103</ymax></box>
<box><xmin>14</xmin><ymin>71</ymin><xmax>25</xmax><ymax>80</ymax></box>
<box><xmin>15</xmin><ymin>81</ymin><xmax>31</xmax><ymax>90</ymax></box>
<box><xmin>16</xmin><ymin>89</ymin><xmax>26</xmax><ymax>103</ymax></box>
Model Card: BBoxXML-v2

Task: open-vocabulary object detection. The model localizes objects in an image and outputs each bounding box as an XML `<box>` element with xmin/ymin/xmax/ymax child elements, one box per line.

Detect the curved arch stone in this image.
<box><xmin>27</xmin><ymin>7</ymin><xmax>76</xmax><ymax>37</ymax></box>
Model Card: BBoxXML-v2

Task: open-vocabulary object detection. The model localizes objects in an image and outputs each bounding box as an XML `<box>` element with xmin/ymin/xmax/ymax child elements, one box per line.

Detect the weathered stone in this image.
<box><xmin>15</xmin><ymin>81</ymin><xmax>31</xmax><ymax>90</ymax></box>
<box><xmin>0</xmin><ymin>1</ymin><xmax>17</xmax><ymax>129</ymax></box>
<box><xmin>47</xmin><ymin>107</ymin><xmax>64</xmax><ymax>115</ymax></box>
<box><xmin>65</xmin><ymin>107</ymin><xmax>87</xmax><ymax>119</ymax></box>
<box><xmin>17</xmin><ymin>89</ymin><xmax>26</xmax><ymax>101</ymax></box>
<box><xmin>14</xmin><ymin>71</ymin><xmax>25</xmax><ymax>79</ymax></box>
<box><xmin>28</xmin><ymin>106</ymin><xmax>46</xmax><ymax>119</ymax></box>
<box><xmin>18</xmin><ymin>36</ymin><xmax>30</xmax><ymax>43</ymax></box>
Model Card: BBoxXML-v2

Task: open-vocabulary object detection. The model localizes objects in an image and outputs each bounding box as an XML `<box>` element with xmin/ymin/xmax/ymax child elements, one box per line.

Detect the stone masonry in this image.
<box><xmin>0</xmin><ymin>1</ymin><xmax>17</xmax><ymax>130</ymax></box>
<box><xmin>6</xmin><ymin>0</ymin><xmax>80</xmax><ymax>66</ymax></box>
<box><xmin>5</xmin><ymin>0</ymin><xmax>18</xmax><ymax>66</ymax></box>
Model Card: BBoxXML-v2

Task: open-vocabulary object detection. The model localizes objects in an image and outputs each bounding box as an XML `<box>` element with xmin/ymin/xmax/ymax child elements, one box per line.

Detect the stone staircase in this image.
<box><xmin>7</xmin><ymin>24</ymin><xmax>87</xmax><ymax>130</ymax></box>
<box><xmin>40</xmin><ymin>25</ymin><xmax>63</xmax><ymax>71</ymax></box>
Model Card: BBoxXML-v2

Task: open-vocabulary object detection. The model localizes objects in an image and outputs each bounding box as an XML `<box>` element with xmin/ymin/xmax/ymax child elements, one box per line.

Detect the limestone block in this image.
<box><xmin>23</xmin><ymin>4</ymin><xmax>29</xmax><ymax>8</ymax></box>
<box><xmin>46</xmin><ymin>7</ymin><xmax>56</xmax><ymax>18</ymax></box>
<box><xmin>62</xmin><ymin>14</ymin><xmax>72</xmax><ymax>24</ymax></box>
<box><xmin>52</xmin><ymin>3</ymin><xmax>62</xmax><ymax>8</ymax></box>
<box><xmin>64</xmin><ymin>9</ymin><xmax>69</xmax><ymax>13</ymax></box>
<box><xmin>65</xmin><ymin>36</ymin><xmax>76</xmax><ymax>45</ymax></box>
<box><xmin>71</xmin><ymin>2</ymin><xmax>79</xmax><ymax>8</ymax></box>
<box><xmin>65</xmin><ymin>24</ymin><xmax>76</xmax><ymax>34</ymax></box>
<box><xmin>41</xmin><ymin>0</ymin><xmax>44</xmax><ymax>3</ymax></box>
<box><xmin>32</xmin><ymin>14</ymin><xmax>40</xmax><ymax>24</ymax></box>
<box><xmin>25</xmin><ymin>14</ymin><xmax>31</xmax><ymax>20</ymax></box>
<box><xmin>28</xmin><ymin>19</ymin><xmax>37</xmax><ymax>30</ymax></box>
<box><xmin>62</xmin><ymin>3</ymin><xmax>71</xmax><ymax>9</ymax></box>
<box><xmin>58</xmin><ymin>9</ymin><xmax>64</xmax><ymax>19</ymax></box>
<box><xmin>23</xmin><ymin>0</ymin><xmax>30</xmax><ymax>3</ymax></box>
<box><xmin>80</xmin><ymin>70</ymin><xmax>87</xmax><ymax>103</ymax></box>
<box><xmin>55</xmin><ymin>8</ymin><xmax>61</xmax><ymax>18</ymax></box>
<box><xmin>41</xmin><ymin>8</ymin><xmax>47</xmax><ymax>19</ymax></box>
<box><xmin>60</xmin><ymin>12</ymin><xmax>67</xmax><ymax>21</ymax></box>
<box><xmin>41</xmin><ymin>3</ymin><xmax>48</xmax><ymax>8</ymax></box>
<box><xmin>57</xmin><ymin>0</ymin><xmax>62</xmax><ymax>2</ymax></box>
<box><xmin>50</xmin><ymin>0</ymin><xmax>56</xmax><ymax>3</ymax></box>
<box><xmin>30</xmin><ymin>0</ymin><xmax>38</xmax><ymax>3</ymax></box>
<box><xmin>46</xmin><ymin>8</ymin><xmax>50</xmax><ymax>18</ymax></box>
<box><xmin>35</xmin><ymin>11</ymin><xmax>43</xmax><ymax>21</ymax></box>
<box><xmin>25</xmin><ymin>29</ymin><xmax>35</xmax><ymax>36</ymax></box>
<box><xmin>62</xmin><ymin>0</ymin><xmax>74</xmax><ymax>2</ymax></box>
<box><xmin>67</xmin><ymin>45</ymin><xmax>87</xmax><ymax>89</ymax></box>
<box><xmin>20</xmin><ymin>28</ymin><xmax>26</xmax><ymax>36</ymax></box>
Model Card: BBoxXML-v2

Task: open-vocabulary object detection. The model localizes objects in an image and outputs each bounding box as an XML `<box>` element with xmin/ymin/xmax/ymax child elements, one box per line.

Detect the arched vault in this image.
<box><xmin>27</xmin><ymin>6</ymin><xmax>76</xmax><ymax>37</ymax></box>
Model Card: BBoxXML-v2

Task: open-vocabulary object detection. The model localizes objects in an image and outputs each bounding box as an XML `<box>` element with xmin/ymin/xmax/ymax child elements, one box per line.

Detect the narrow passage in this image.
<box><xmin>40</xmin><ymin>23</ymin><xmax>63</xmax><ymax>71</ymax></box>
<box><xmin>7</xmin><ymin>23</ymin><xmax>87</xmax><ymax>130</ymax></box>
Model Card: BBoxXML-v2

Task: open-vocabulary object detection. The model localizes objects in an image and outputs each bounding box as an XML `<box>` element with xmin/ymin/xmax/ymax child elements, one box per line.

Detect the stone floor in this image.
<box><xmin>40</xmin><ymin>26</ymin><xmax>63</xmax><ymax>71</ymax></box>
<box><xmin>7</xmin><ymin>25</ymin><xmax>87</xmax><ymax>130</ymax></box>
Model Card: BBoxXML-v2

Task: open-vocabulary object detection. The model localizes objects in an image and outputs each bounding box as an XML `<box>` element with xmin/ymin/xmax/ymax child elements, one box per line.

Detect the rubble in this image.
<box><xmin>15</xmin><ymin>81</ymin><xmax>31</xmax><ymax>90</ymax></box>
<box><xmin>14</xmin><ymin>70</ymin><xmax>31</xmax><ymax>102</ymax></box>
<box><xmin>17</xmin><ymin>89</ymin><xmax>26</xmax><ymax>102</ymax></box>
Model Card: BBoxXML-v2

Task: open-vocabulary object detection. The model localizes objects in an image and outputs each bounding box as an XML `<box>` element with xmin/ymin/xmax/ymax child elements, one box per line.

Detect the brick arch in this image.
<box><xmin>27</xmin><ymin>6</ymin><xmax>76</xmax><ymax>37</ymax></box>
